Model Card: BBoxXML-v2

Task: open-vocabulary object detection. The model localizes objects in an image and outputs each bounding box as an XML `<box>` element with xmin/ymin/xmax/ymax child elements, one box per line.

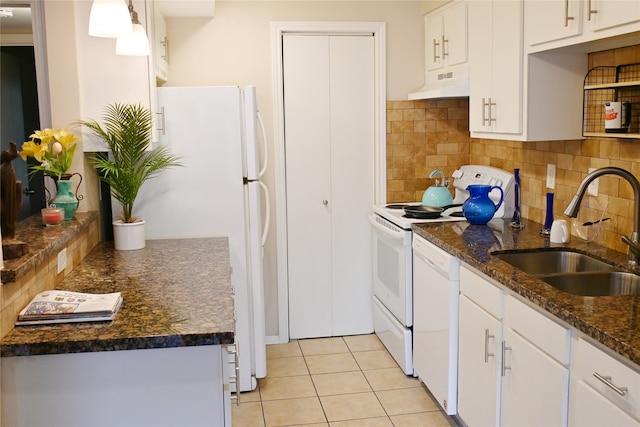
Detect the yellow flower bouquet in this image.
<box><xmin>20</xmin><ymin>128</ymin><xmax>77</xmax><ymax>181</ymax></box>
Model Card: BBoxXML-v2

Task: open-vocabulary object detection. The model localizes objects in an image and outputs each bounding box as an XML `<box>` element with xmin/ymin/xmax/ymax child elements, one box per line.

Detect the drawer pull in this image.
<box><xmin>593</xmin><ymin>372</ymin><xmax>628</xmax><ymax>396</ymax></box>
<box><xmin>484</xmin><ymin>329</ymin><xmax>495</xmax><ymax>363</ymax></box>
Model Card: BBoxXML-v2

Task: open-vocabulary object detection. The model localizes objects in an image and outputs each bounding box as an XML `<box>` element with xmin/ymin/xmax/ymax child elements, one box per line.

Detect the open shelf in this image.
<box><xmin>583</xmin><ymin>63</ymin><xmax>640</xmax><ymax>138</ymax></box>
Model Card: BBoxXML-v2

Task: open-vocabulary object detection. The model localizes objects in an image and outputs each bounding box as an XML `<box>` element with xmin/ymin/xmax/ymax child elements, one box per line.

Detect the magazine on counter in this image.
<box><xmin>15</xmin><ymin>290</ymin><xmax>123</xmax><ymax>326</ymax></box>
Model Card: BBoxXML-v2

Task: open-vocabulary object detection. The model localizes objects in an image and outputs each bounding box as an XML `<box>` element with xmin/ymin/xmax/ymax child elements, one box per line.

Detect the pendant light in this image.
<box><xmin>89</xmin><ymin>0</ymin><xmax>132</xmax><ymax>38</ymax></box>
<box><xmin>116</xmin><ymin>0</ymin><xmax>150</xmax><ymax>56</ymax></box>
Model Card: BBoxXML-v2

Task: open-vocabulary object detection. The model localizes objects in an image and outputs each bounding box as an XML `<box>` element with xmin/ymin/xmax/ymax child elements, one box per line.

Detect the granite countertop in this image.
<box><xmin>1</xmin><ymin>238</ymin><xmax>235</xmax><ymax>357</ymax></box>
<box><xmin>413</xmin><ymin>218</ymin><xmax>640</xmax><ymax>366</ymax></box>
<box><xmin>1</xmin><ymin>211</ymin><xmax>99</xmax><ymax>284</ymax></box>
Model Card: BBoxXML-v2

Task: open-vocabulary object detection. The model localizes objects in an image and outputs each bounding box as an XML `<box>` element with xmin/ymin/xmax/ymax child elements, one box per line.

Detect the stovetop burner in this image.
<box><xmin>375</xmin><ymin>165</ymin><xmax>516</xmax><ymax>230</ymax></box>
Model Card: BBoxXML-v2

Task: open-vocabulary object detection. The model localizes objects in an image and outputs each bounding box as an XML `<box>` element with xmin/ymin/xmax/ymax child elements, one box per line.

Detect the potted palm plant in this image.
<box><xmin>81</xmin><ymin>103</ymin><xmax>182</xmax><ymax>250</ymax></box>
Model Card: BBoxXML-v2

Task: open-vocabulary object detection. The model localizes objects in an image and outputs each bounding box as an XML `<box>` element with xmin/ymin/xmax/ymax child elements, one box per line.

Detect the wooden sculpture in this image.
<box><xmin>1</xmin><ymin>142</ymin><xmax>29</xmax><ymax>259</ymax></box>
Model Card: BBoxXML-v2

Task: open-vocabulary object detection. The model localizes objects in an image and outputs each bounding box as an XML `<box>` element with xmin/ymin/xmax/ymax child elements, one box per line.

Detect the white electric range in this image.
<box><xmin>369</xmin><ymin>165</ymin><xmax>515</xmax><ymax>376</ymax></box>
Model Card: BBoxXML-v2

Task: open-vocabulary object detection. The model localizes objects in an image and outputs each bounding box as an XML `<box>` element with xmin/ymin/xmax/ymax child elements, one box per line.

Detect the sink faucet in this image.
<box><xmin>564</xmin><ymin>167</ymin><xmax>640</xmax><ymax>265</ymax></box>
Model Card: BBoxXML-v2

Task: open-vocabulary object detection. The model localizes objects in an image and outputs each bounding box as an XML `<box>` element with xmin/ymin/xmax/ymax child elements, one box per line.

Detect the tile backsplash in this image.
<box><xmin>386</xmin><ymin>45</ymin><xmax>640</xmax><ymax>254</ymax></box>
<box><xmin>386</xmin><ymin>98</ymin><xmax>470</xmax><ymax>203</ymax></box>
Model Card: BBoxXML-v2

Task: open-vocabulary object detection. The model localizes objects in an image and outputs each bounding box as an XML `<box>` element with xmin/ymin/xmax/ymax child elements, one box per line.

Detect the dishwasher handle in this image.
<box><xmin>369</xmin><ymin>214</ymin><xmax>406</xmax><ymax>242</ymax></box>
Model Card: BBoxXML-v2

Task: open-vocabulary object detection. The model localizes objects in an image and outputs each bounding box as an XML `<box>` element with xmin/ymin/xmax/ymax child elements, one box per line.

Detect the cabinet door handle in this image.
<box><xmin>323</xmin><ymin>199</ymin><xmax>329</xmax><ymax>205</ymax></box>
<box><xmin>587</xmin><ymin>0</ymin><xmax>597</xmax><ymax>21</ymax></box>
<box><xmin>156</xmin><ymin>107</ymin><xmax>166</xmax><ymax>135</ymax></box>
<box><xmin>488</xmin><ymin>98</ymin><xmax>496</xmax><ymax>125</ymax></box>
<box><xmin>161</xmin><ymin>36</ymin><xmax>170</xmax><ymax>64</ymax></box>
<box><xmin>593</xmin><ymin>372</ymin><xmax>628</xmax><ymax>396</ymax></box>
<box><xmin>484</xmin><ymin>329</ymin><xmax>495</xmax><ymax>363</ymax></box>
<box><xmin>564</xmin><ymin>0</ymin><xmax>575</xmax><ymax>27</ymax></box>
<box><xmin>482</xmin><ymin>98</ymin><xmax>496</xmax><ymax>126</ymax></box>
<box><xmin>433</xmin><ymin>38</ymin><xmax>440</xmax><ymax>63</ymax></box>
<box><xmin>442</xmin><ymin>35</ymin><xmax>449</xmax><ymax>59</ymax></box>
<box><xmin>482</xmin><ymin>98</ymin><xmax>488</xmax><ymax>125</ymax></box>
<box><xmin>501</xmin><ymin>341</ymin><xmax>511</xmax><ymax>376</ymax></box>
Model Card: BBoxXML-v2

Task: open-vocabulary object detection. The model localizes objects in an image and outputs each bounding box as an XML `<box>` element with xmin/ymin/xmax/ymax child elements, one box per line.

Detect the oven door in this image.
<box><xmin>369</xmin><ymin>214</ymin><xmax>412</xmax><ymax>327</ymax></box>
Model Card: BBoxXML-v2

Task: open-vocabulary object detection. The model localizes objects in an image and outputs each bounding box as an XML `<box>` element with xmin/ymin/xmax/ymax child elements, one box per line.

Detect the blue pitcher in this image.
<box><xmin>463</xmin><ymin>184</ymin><xmax>504</xmax><ymax>225</ymax></box>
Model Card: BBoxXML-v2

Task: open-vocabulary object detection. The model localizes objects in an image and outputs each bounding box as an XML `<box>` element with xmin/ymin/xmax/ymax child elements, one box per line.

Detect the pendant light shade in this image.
<box><xmin>115</xmin><ymin>0</ymin><xmax>150</xmax><ymax>56</ymax></box>
<box><xmin>89</xmin><ymin>0</ymin><xmax>132</xmax><ymax>38</ymax></box>
<box><xmin>116</xmin><ymin>23</ymin><xmax>150</xmax><ymax>56</ymax></box>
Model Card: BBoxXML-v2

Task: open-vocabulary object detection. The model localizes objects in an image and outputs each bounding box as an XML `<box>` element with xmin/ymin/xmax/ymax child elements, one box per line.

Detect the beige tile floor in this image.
<box><xmin>232</xmin><ymin>334</ymin><xmax>459</xmax><ymax>427</ymax></box>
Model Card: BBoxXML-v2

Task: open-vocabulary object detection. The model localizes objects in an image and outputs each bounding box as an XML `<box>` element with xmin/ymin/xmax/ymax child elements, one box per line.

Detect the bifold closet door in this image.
<box><xmin>284</xmin><ymin>34</ymin><xmax>374</xmax><ymax>339</ymax></box>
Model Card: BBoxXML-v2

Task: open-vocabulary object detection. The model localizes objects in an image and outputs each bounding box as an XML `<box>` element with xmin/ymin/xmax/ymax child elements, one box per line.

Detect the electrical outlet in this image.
<box><xmin>57</xmin><ymin>248</ymin><xmax>67</xmax><ymax>274</ymax></box>
<box><xmin>546</xmin><ymin>164</ymin><xmax>556</xmax><ymax>189</ymax></box>
<box><xmin>588</xmin><ymin>167</ymin><xmax>599</xmax><ymax>196</ymax></box>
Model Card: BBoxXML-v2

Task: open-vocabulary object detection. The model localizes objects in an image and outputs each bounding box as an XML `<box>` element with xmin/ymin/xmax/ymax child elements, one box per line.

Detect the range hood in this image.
<box><xmin>408</xmin><ymin>66</ymin><xmax>469</xmax><ymax>100</ymax></box>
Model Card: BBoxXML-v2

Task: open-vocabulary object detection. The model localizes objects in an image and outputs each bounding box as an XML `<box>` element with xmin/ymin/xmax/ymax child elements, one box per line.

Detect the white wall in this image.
<box><xmin>166</xmin><ymin>1</ymin><xmax>424</xmax><ymax>98</ymax></box>
<box><xmin>44</xmin><ymin>0</ymin><xmax>152</xmax><ymax>214</ymax></box>
<box><xmin>163</xmin><ymin>1</ymin><xmax>424</xmax><ymax>337</ymax></box>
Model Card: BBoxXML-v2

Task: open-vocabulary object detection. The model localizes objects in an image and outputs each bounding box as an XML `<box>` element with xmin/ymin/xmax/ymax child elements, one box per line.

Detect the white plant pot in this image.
<box><xmin>112</xmin><ymin>219</ymin><xmax>146</xmax><ymax>251</ymax></box>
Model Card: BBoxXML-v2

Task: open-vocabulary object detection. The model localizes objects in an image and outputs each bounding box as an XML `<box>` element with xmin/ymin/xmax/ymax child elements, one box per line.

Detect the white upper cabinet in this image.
<box><xmin>425</xmin><ymin>1</ymin><xmax>467</xmax><ymax>72</ymax></box>
<box><xmin>153</xmin><ymin>3</ymin><xmax>169</xmax><ymax>85</ymax></box>
<box><xmin>148</xmin><ymin>0</ymin><xmax>215</xmax><ymax>85</ymax></box>
<box><xmin>525</xmin><ymin>0</ymin><xmax>582</xmax><ymax>46</ymax></box>
<box><xmin>468</xmin><ymin>1</ymin><xmax>586</xmax><ymax>141</ymax></box>
<box><xmin>468</xmin><ymin>0</ymin><xmax>523</xmax><ymax>135</ymax></box>
<box><xmin>525</xmin><ymin>0</ymin><xmax>640</xmax><ymax>52</ymax></box>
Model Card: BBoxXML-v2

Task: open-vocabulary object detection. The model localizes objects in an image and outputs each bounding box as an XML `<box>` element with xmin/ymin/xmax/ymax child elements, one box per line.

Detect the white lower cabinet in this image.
<box><xmin>458</xmin><ymin>294</ymin><xmax>503</xmax><ymax>427</ymax></box>
<box><xmin>2</xmin><ymin>345</ymin><xmax>231</xmax><ymax>426</ymax></box>
<box><xmin>569</xmin><ymin>337</ymin><xmax>640</xmax><ymax>426</ymax></box>
<box><xmin>458</xmin><ymin>265</ymin><xmax>571</xmax><ymax>427</ymax></box>
<box><xmin>570</xmin><ymin>382</ymin><xmax>639</xmax><ymax>426</ymax></box>
<box><xmin>501</xmin><ymin>326</ymin><xmax>570</xmax><ymax>426</ymax></box>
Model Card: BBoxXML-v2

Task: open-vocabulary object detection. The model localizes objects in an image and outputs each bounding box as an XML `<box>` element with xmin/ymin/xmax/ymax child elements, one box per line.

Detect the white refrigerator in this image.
<box><xmin>135</xmin><ymin>85</ymin><xmax>269</xmax><ymax>392</ymax></box>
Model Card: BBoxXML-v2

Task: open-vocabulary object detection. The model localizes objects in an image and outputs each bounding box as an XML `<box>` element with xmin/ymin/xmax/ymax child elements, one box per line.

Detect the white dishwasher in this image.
<box><xmin>412</xmin><ymin>233</ymin><xmax>460</xmax><ymax>416</ymax></box>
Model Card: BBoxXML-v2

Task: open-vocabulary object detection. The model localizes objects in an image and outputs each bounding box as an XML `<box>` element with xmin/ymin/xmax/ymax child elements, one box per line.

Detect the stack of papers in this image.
<box><xmin>16</xmin><ymin>290</ymin><xmax>123</xmax><ymax>326</ymax></box>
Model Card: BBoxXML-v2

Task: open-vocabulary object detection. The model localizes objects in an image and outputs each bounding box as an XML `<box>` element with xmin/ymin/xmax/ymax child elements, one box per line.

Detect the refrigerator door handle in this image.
<box><xmin>257</xmin><ymin>111</ymin><xmax>269</xmax><ymax>178</ymax></box>
<box><xmin>259</xmin><ymin>181</ymin><xmax>271</xmax><ymax>247</ymax></box>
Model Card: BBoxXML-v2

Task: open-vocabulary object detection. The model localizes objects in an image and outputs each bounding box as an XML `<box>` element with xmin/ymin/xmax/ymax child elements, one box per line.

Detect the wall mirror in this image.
<box><xmin>1</xmin><ymin>0</ymin><xmax>51</xmax><ymax>220</ymax></box>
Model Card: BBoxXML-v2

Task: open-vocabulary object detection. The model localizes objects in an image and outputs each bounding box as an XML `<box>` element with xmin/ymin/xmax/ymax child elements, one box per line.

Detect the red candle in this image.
<box><xmin>42</xmin><ymin>208</ymin><xmax>64</xmax><ymax>225</ymax></box>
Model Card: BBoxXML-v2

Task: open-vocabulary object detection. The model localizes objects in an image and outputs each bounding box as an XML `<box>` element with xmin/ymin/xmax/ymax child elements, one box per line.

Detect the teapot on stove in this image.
<box><xmin>422</xmin><ymin>170</ymin><xmax>453</xmax><ymax>207</ymax></box>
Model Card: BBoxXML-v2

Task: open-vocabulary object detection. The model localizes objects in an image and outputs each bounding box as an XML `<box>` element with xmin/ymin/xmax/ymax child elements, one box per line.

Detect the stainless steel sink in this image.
<box><xmin>491</xmin><ymin>249</ymin><xmax>640</xmax><ymax>296</ymax></box>
<box><xmin>542</xmin><ymin>272</ymin><xmax>640</xmax><ymax>296</ymax></box>
<box><xmin>491</xmin><ymin>250</ymin><xmax>614</xmax><ymax>275</ymax></box>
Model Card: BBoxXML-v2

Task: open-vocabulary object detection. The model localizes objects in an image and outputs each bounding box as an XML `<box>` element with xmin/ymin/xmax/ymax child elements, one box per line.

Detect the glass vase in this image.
<box><xmin>541</xmin><ymin>192</ymin><xmax>554</xmax><ymax>235</ymax></box>
<box><xmin>510</xmin><ymin>168</ymin><xmax>524</xmax><ymax>229</ymax></box>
